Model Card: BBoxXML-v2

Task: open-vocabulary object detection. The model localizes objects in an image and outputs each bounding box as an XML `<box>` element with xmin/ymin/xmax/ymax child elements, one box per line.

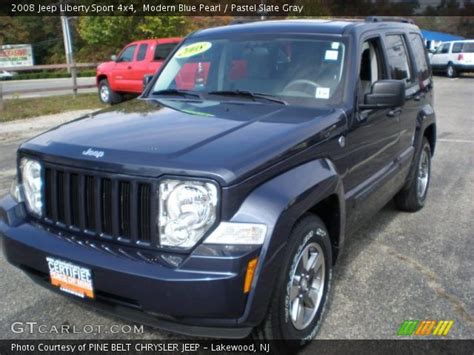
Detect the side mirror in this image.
<box><xmin>111</xmin><ymin>54</ymin><xmax>117</xmax><ymax>62</ymax></box>
<box><xmin>143</xmin><ymin>74</ymin><xmax>154</xmax><ymax>91</ymax></box>
<box><xmin>360</xmin><ymin>80</ymin><xmax>405</xmax><ymax>110</ymax></box>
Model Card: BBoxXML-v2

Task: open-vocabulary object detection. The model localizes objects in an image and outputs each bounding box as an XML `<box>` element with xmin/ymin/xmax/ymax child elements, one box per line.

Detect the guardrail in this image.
<box><xmin>0</xmin><ymin>63</ymin><xmax>98</xmax><ymax>108</ymax></box>
<box><xmin>0</xmin><ymin>63</ymin><xmax>97</xmax><ymax>72</ymax></box>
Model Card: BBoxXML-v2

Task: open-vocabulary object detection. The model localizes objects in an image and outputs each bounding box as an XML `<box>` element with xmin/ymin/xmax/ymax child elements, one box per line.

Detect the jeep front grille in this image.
<box><xmin>42</xmin><ymin>164</ymin><xmax>158</xmax><ymax>247</ymax></box>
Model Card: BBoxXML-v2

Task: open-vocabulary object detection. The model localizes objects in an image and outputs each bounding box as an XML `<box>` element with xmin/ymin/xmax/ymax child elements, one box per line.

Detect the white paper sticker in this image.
<box><xmin>315</xmin><ymin>87</ymin><xmax>330</xmax><ymax>99</ymax></box>
<box><xmin>325</xmin><ymin>50</ymin><xmax>339</xmax><ymax>61</ymax></box>
<box><xmin>331</xmin><ymin>42</ymin><xmax>340</xmax><ymax>49</ymax></box>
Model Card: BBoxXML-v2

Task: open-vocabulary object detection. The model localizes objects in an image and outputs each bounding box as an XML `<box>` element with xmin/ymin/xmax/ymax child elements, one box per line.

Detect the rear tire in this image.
<box><xmin>446</xmin><ymin>63</ymin><xmax>457</xmax><ymax>78</ymax></box>
<box><xmin>253</xmin><ymin>214</ymin><xmax>332</xmax><ymax>352</ymax></box>
<box><xmin>394</xmin><ymin>137</ymin><xmax>431</xmax><ymax>212</ymax></box>
<box><xmin>98</xmin><ymin>79</ymin><xmax>122</xmax><ymax>104</ymax></box>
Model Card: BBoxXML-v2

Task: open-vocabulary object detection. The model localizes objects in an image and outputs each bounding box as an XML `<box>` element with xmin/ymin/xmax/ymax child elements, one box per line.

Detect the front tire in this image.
<box><xmin>446</xmin><ymin>63</ymin><xmax>457</xmax><ymax>78</ymax></box>
<box><xmin>253</xmin><ymin>214</ymin><xmax>332</xmax><ymax>351</ymax></box>
<box><xmin>98</xmin><ymin>79</ymin><xmax>122</xmax><ymax>104</ymax></box>
<box><xmin>395</xmin><ymin>137</ymin><xmax>432</xmax><ymax>212</ymax></box>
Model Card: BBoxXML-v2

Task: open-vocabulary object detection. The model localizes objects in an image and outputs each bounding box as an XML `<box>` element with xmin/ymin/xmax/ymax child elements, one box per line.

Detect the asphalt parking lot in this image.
<box><xmin>0</xmin><ymin>76</ymin><xmax>472</xmax><ymax>342</ymax></box>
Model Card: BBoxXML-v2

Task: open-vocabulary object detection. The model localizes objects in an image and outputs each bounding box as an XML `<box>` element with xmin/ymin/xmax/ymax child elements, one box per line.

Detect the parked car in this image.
<box><xmin>0</xmin><ymin>70</ymin><xmax>17</xmax><ymax>80</ymax></box>
<box><xmin>430</xmin><ymin>39</ymin><xmax>474</xmax><ymax>77</ymax></box>
<box><xmin>96</xmin><ymin>38</ymin><xmax>182</xmax><ymax>104</ymax></box>
<box><xmin>1</xmin><ymin>18</ymin><xmax>436</xmax><ymax>350</ymax></box>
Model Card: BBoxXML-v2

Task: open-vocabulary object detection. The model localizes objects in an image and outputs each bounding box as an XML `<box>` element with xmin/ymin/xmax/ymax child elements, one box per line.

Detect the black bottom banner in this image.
<box><xmin>1</xmin><ymin>339</ymin><xmax>473</xmax><ymax>355</ymax></box>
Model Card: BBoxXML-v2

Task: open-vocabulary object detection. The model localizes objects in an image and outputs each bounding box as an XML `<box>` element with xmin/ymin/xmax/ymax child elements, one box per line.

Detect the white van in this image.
<box><xmin>430</xmin><ymin>40</ymin><xmax>474</xmax><ymax>77</ymax></box>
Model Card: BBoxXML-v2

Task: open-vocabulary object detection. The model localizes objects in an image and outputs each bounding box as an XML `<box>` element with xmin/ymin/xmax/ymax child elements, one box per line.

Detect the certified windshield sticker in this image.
<box><xmin>176</xmin><ymin>42</ymin><xmax>212</xmax><ymax>58</ymax></box>
<box><xmin>325</xmin><ymin>50</ymin><xmax>339</xmax><ymax>61</ymax></box>
<box><xmin>316</xmin><ymin>87</ymin><xmax>330</xmax><ymax>99</ymax></box>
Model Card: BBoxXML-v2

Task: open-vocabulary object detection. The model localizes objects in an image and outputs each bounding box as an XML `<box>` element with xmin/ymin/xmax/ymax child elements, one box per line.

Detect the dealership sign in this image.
<box><xmin>0</xmin><ymin>44</ymin><xmax>34</xmax><ymax>68</ymax></box>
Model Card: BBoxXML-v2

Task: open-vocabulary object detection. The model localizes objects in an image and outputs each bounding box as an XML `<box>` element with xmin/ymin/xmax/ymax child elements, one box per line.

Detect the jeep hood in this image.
<box><xmin>20</xmin><ymin>99</ymin><xmax>343</xmax><ymax>185</ymax></box>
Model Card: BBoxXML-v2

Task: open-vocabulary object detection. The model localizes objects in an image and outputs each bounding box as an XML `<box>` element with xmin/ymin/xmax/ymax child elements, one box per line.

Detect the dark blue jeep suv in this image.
<box><xmin>1</xmin><ymin>18</ymin><xmax>436</xmax><ymax>347</ymax></box>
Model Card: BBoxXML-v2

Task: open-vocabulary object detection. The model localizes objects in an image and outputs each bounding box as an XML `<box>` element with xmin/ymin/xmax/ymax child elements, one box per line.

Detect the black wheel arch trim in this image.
<box><xmin>403</xmin><ymin>105</ymin><xmax>436</xmax><ymax>189</ymax></box>
<box><xmin>228</xmin><ymin>158</ymin><xmax>345</xmax><ymax>327</ymax></box>
<box><xmin>415</xmin><ymin>104</ymin><xmax>436</xmax><ymax>155</ymax></box>
<box><xmin>97</xmin><ymin>74</ymin><xmax>108</xmax><ymax>86</ymax></box>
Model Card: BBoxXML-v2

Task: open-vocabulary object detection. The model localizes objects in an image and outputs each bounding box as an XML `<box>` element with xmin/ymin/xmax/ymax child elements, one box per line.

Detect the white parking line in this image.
<box><xmin>438</xmin><ymin>139</ymin><xmax>474</xmax><ymax>144</ymax></box>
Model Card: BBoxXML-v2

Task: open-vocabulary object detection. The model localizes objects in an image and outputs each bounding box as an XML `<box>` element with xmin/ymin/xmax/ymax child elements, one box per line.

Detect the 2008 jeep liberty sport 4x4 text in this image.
<box><xmin>1</xmin><ymin>18</ymin><xmax>436</xmax><ymax>348</ymax></box>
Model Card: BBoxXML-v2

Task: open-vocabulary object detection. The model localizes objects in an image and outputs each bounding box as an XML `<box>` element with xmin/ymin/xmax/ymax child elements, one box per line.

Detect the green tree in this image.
<box><xmin>77</xmin><ymin>16</ymin><xmax>187</xmax><ymax>60</ymax></box>
<box><xmin>0</xmin><ymin>16</ymin><xmax>65</xmax><ymax>64</ymax></box>
<box><xmin>137</xmin><ymin>16</ymin><xmax>187</xmax><ymax>37</ymax></box>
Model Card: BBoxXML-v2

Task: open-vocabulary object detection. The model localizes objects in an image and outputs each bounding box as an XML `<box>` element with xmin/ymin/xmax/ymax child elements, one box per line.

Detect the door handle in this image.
<box><xmin>387</xmin><ymin>107</ymin><xmax>402</xmax><ymax>117</ymax></box>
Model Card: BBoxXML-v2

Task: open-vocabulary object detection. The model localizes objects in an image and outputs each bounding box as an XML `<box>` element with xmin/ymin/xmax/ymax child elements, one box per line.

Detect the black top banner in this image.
<box><xmin>2</xmin><ymin>0</ymin><xmax>474</xmax><ymax>16</ymax></box>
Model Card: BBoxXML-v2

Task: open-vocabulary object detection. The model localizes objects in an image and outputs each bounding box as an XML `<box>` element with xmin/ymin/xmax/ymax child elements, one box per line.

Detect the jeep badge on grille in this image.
<box><xmin>82</xmin><ymin>148</ymin><xmax>104</xmax><ymax>159</ymax></box>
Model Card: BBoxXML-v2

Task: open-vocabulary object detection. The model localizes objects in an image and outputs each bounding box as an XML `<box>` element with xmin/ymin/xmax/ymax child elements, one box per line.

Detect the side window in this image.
<box><xmin>384</xmin><ymin>34</ymin><xmax>413</xmax><ymax>83</ymax></box>
<box><xmin>154</xmin><ymin>43</ymin><xmax>178</xmax><ymax>61</ymax></box>
<box><xmin>440</xmin><ymin>43</ymin><xmax>450</xmax><ymax>54</ymax></box>
<box><xmin>452</xmin><ymin>43</ymin><xmax>463</xmax><ymax>53</ymax></box>
<box><xmin>408</xmin><ymin>33</ymin><xmax>430</xmax><ymax>81</ymax></box>
<box><xmin>463</xmin><ymin>43</ymin><xmax>474</xmax><ymax>53</ymax></box>
<box><xmin>358</xmin><ymin>38</ymin><xmax>386</xmax><ymax>101</ymax></box>
<box><xmin>118</xmin><ymin>45</ymin><xmax>137</xmax><ymax>62</ymax></box>
<box><xmin>136</xmin><ymin>44</ymin><xmax>148</xmax><ymax>61</ymax></box>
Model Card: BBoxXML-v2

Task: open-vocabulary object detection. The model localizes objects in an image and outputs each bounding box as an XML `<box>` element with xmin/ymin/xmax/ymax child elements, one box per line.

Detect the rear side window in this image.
<box><xmin>118</xmin><ymin>45</ymin><xmax>136</xmax><ymax>62</ymax></box>
<box><xmin>452</xmin><ymin>43</ymin><xmax>463</xmax><ymax>53</ymax></box>
<box><xmin>154</xmin><ymin>43</ymin><xmax>178</xmax><ymax>61</ymax></box>
<box><xmin>136</xmin><ymin>44</ymin><xmax>148</xmax><ymax>61</ymax></box>
<box><xmin>408</xmin><ymin>33</ymin><xmax>430</xmax><ymax>81</ymax></box>
<box><xmin>462</xmin><ymin>43</ymin><xmax>474</xmax><ymax>53</ymax></box>
<box><xmin>384</xmin><ymin>35</ymin><xmax>413</xmax><ymax>83</ymax></box>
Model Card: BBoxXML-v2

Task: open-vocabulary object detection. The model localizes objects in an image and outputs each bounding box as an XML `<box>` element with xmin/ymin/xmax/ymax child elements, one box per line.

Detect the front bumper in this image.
<box><xmin>0</xmin><ymin>195</ymin><xmax>261</xmax><ymax>338</ymax></box>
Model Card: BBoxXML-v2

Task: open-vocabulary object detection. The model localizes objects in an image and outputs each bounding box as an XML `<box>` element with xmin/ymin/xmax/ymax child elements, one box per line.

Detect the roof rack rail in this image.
<box><xmin>229</xmin><ymin>17</ymin><xmax>266</xmax><ymax>25</ymax></box>
<box><xmin>365</xmin><ymin>16</ymin><xmax>414</xmax><ymax>24</ymax></box>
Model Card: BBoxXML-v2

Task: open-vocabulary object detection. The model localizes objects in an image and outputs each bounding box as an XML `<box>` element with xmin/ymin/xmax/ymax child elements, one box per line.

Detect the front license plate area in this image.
<box><xmin>46</xmin><ymin>257</ymin><xmax>94</xmax><ymax>299</ymax></box>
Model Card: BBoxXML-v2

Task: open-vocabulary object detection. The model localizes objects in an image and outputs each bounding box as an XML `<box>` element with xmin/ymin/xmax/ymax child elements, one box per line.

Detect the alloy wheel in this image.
<box><xmin>289</xmin><ymin>242</ymin><xmax>325</xmax><ymax>330</ymax></box>
<box><xmin>100</xmin><ymin>85</ymin><xmax>110</xmax><ymax>103</ymax></box>
<box><xmin>447</xmin><ymin>65</ymin><xmax>454</xmax><ymax>77</ymax></box>
<box><xmin>417</xmin><ymin>147</ymin><xmax>430</xmax><ymax>199</ymax></box>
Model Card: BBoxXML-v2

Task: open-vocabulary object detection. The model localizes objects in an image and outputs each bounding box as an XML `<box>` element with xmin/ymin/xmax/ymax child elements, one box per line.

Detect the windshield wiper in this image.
<box><xmin>152</xmin><ymin>89</ymin><xmax>202</xmax><ymax>99</ymax></box>
<box><xmin>207</xmin><ymin>90</ymin><xmax>287</xmax><ymax>105</ymax></box>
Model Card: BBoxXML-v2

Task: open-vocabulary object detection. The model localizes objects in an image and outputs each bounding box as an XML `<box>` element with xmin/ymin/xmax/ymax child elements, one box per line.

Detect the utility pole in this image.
<box><xmin>61</xmin><ymin>14</ymin><xmax>77</xmax><ymax>96</ymax></box>
<box><xmin>260</xmin><ymin>0</ymin><xmax>267</xmax><ymax>20</ymax></box>
<box><xmin>0</xmin><ymin>82</ymin><xmax>4</xmax><ymax>112</ymax></box>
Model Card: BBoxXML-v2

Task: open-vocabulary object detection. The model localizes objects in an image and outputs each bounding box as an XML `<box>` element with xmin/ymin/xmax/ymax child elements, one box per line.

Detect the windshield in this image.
<box><xmin>152</xmin><ymin>36</ymin><xmax>346</xmax><ymax>106</ymax></box>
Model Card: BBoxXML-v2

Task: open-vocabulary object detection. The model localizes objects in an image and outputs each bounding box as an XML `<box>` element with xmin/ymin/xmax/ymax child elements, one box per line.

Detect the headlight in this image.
<box><xmin>159</xmin><ymin>179</ymin><xmax>218</xmax><ymax>249</ymax></box>
<box><xmin>20</xmin><ymin>158</ymin><xmax>43</xmax><ymax>216</ymax></box>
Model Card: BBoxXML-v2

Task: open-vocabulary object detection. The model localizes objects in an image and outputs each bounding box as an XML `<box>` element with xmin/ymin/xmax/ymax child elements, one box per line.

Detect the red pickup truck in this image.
<box><xmin>96</xmin><ymin>38</ymin><xmax>181</xmax><ymax>104</ymax></box>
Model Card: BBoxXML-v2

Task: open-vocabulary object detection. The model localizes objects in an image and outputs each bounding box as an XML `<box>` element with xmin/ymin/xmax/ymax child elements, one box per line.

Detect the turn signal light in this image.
<box><xmin>243</xmin><ymin>258</ymin><xmax>258</xmax><ymax>294</ymax></box>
